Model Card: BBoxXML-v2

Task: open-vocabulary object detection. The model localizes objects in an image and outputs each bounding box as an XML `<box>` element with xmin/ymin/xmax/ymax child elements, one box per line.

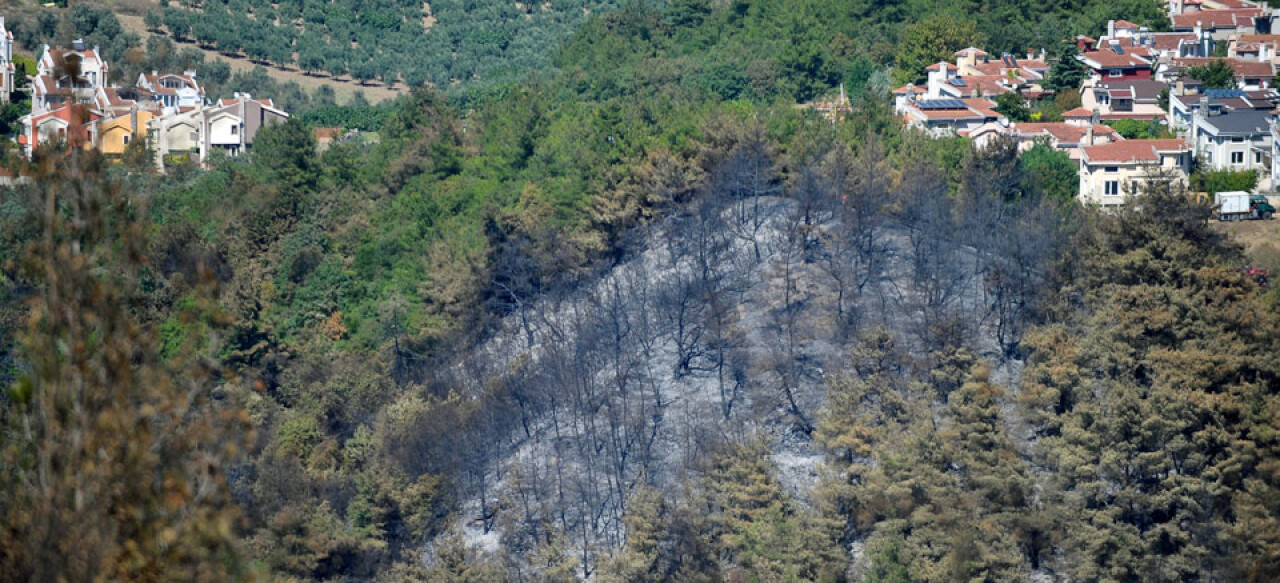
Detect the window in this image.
<box><xmin>1105</xmin><ymin>180</ymin><xmax>1120</xmax><ymax>195</ymax></box>
<box><xmin>1232</xmin><ymin>151</ymin><xmax>1245</xmax><ymax>164</ymax></box>
<box><xmin>1105</xmin><ymin>166</ymin><xmax>1119</xmax><ymax>173</ymax></box>
<box><xmin>230</xmin><ymin>125</ymin><xmax>238</xmax><ymax>135</ymax></box>
<box><xmin>1109</xmin><ymin>69</ymin><xmax>1124</xmax><ymax>78</ymax></box>
<box><xmin>1257</xmin><ymin>152</ymin><xmax>1263</xmax><ymax>164</ymax></box>
<box><xmin>122</xmin><ymin>134</ymin><xmax>130</xmax><ymax>145</ymax></box>
<box><xmin>1232</xmin><ymin>136</ymin><xmax>1245</xmax><ymax>143</ymax></box>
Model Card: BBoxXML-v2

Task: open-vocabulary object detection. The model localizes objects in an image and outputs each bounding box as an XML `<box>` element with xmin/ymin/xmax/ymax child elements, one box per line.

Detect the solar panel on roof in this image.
<box><xmin>949</xmin><ymin>78</ymin><xmax>968</xmax><ymax>87</ymax></box>
<box><xmin>915</xmin><ymin>99</ymin><xmax>968</xmax><ymax>110</ymax></box>
<box><xmin>1205</xmin><ymin>88</ymin><xmax>1248</xmax><ymax>99</ymax></box>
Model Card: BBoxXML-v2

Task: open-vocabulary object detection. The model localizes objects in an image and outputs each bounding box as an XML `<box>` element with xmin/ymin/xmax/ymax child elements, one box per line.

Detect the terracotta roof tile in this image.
<box><xmin>1171</xmin><ymin>9</ymin><xmax>1261</xmax><ymax>29</ymax></box>
<box><xmin>1012</xmin><ymin>122</ymin><xmax>1118</xmax><ymax>143</ymax></box>
<box><xmin>960</xmin><ymin>97</ymin><xmax>1001</xmax><ymax>118</ymax></box>
<box><xmin>1083</xmin><ymin>139</ymin><xmax>1189</xmax><ymax>163</ymax></box>
<box><xmin>1174</xmin><ymin>57</ymin><xmax>1275</xmax><ymax>78</ymax></box>
<box><xmin>1151</xmin><ymin>33</ymin><xmax>1197</xmax><ymax>51</ymax></box>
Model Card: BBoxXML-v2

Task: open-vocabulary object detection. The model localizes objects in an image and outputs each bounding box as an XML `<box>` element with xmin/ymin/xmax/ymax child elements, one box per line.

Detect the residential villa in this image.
<box><xmin>1076</xmin><ymin>45</ymin><xmax>1154</xmax><ymax>81</ymax></box>
<box><xmin>1187</xmin><ymin>96</ymin><xmax>1273</xmax><ymax>186</ymax></box>
<box><xmin>1005</xmin><ymin>122</ymin><xmax>1121</xmax><ymax>160</ymax></box>
<box><xmin>1081</xmin><ymin>79</ymin><xmax>1169</xmax><ymax>120</ymax></box>
<box><xmin>16</xmin><ymin>103</ymin><xmax>102</xmax><ymax>157</ymax></box>
<box><xmin>1170</xmin><ymin>7</ymin><xmax>1268</xmax><ymax>41</ymax></box>
<box><xmin>1078</xmin><ymin>139</ymin><xmax>1193</xmax><ymax>206</ymax></box>
<box><xmin>899</xmin><ymin>95</ymin><xmax>1005</xmax><ymax>137</ymax></box>
<box><xmin>1168</xmin><ymin>57</ymin><xmax>1276</xmax><ymax>89</ymax></box>
<box><xmin>1169</xmin><ymin>87</ymin><xmax>1277</xmax><ymax>129</ymax></box>
<box><xmin>96</xmin><ymin>108</ymin><xmax>155</xmax><ymax>156</ymax></box>
<box><xmin>31</xmin><ymin>40</ymin><xmax>108</xmax><ymax>115</ymax></box>
<box><xmin>149</xmin><ymin>93</ymin><xmax>289</xmax><ymax>165</ymax></box>
<box><xmin>134</xmin><ymin>71</ymin><xmax>204</xmax><ymax>109</ymax></box>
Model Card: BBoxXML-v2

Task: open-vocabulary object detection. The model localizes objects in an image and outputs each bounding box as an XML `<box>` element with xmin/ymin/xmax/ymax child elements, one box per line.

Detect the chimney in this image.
<box><xmin>185</xmin><ymin>69</ymin><xmax>197</xmax><ymax>79</ymax></box>
<box><xmin>130</xmin><ymin>103</ymin><xmax>137</xmax><ymax>136</ymax></box>
<box><xmin>1027</xmin><ymin>49</ymin><xmax>1035</xmax><ymax>61</ymax></box>
<box><xmin>1091</xmin><ymin>108</ymin><xmax>1101</xmax><ymax>125</ymax></box>
<box><xmin>1177</xmin><ymin>79</ymin><xmax>1186</xmax><ymax>95</ymax></box>
<box><xmin>1086</xmin><ymin>124</ymin><xmax>1095</xmax><ymax>146</ymax></box>
<box><xmin>1200</xmin><ymin>94</ymin><xmax>1211</xmax><ymax>118</ymax></box>
<box><xmin>1108</xmin><ymin>20</ymin><xmax>1116</xmax><ymax>39</ymax></box>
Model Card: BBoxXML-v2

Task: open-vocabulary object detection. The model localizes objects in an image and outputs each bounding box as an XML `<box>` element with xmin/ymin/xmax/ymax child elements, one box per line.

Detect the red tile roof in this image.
<box><xmin>45</xmin><ymin>48</ymin><xmax>102</xmax><ymax>69</ymax></box>
<box><xmin>960</xmin><ymin>97</ymin><xmax>1001</xmax><ymax>118</ymax></box>
<box><xmin>1151</xmin><ymin>33</ymin><xmax>1197</xmax><ymax>51</ymax></box>
<box><xmin>1174</xmin><ymin>57</ymin><xmax>1276</xmax><ymax>79</ymax></box>
<box><xmin>1083</xmin><ymin>139</ymin><xmax>1189</xmax><ymax>163</ymax></box>
<box><xmin>1171</xmin><ymin>9</ymin><xmax>1261</xmax><ymax>29</ymax></box>
<box><xmin>1236</xmin><ymin>34</ymin><xmax>1280</xmax><ymax>43</ymax></box>
<box><xmin>1062</xmin><ymin>107</ymin><xmax>1094</xmax><ymax>118</ymax></box>
<box><xmin>1012</xmin><ymin>122</ymin><xmax>1118</xmax><ymax>144</ymax></box>
<box><xmin>954</xmin><ymin>75</ymin><xmax>1014</xmax><ymax>96</ymax></box>
<box><xmin>1114</xmin><ymin>20</ymin><xmax>1140</xmax><ymax>28</ymax></box>
<box><xmin>913</xmin><ymin>108</ymin><xmax>986</xmax><ymax>121</ymax></box>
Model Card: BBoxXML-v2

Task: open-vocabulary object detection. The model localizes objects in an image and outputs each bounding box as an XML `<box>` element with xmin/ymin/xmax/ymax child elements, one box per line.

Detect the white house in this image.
<box><xmin>900</xmin><ymin>96</ymin><xmax>1005</xmax><ymax>138</ymax></box>
<box><xmin>0</xmin><ymin>17</ymin><xmax>14</xmax><ymax>103</ymax></box>
<box><xmin>31</xmin><ymin>40</ymin><xmax>109</xmax><ymax>114</ymax></box>
<box><xmin>134</xmin><ymin>70</ymin><xmax>204</xmax><ymax>109</ymax></box>
<box><xmin>1189</xmin><ymin>98</ymin><xmax>1273</xmax><ymax>185</ymax></box>
<box><xmin>1169</xmin><ymin>87</ymin><xmax>1277</xmax><ymax>130</ymax></box>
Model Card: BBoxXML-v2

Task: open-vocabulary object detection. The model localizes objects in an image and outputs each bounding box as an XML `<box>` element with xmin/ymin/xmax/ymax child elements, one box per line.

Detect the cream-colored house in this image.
<box><xmin>148</xmin><ymin>93</ymin><xmax>289</xmax><ymax>167</ymax></box>
<box><xmin>1078</xmin><ymin>139</ymin><xmax>1192</xmax><ymax>206</ymax></box>
<box><xmin>148</xmin><ymin>107</ymin><xmax>203</xmax><ymax>164</ymax></box>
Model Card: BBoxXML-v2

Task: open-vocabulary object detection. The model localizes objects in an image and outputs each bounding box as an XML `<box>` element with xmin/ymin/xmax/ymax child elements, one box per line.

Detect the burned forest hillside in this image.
<box><xmin>2</xmin><ymin>0</ymin><xmax>1280</xmax><ymax>582</ymax></box>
